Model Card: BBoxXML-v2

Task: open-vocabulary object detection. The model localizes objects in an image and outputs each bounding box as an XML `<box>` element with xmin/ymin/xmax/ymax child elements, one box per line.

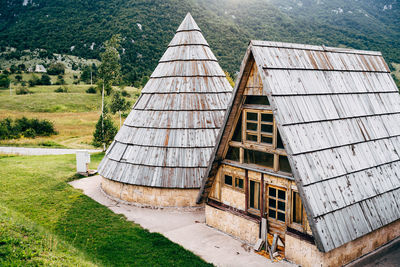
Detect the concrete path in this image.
<box><xmin>0</xmin><ymin>146</ymin><xmax>101</xmax><ymax>156</ymax></box>
<box><xmin>69</xmin><ymin>175</ymin><xmax>294</xmax><ymax>267</ymax></box>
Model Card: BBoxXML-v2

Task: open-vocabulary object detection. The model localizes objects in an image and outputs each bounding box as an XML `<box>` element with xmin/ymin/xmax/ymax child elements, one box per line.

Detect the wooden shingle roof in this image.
<box><xmin>97</xmin><ymin>13</ymin><xmax>232</xmax><ymax>188</ymax></box>
<box><xmin>198</xmin><ymin>40</ymin><xmax>400</xmax><ymax>252</ymax></box>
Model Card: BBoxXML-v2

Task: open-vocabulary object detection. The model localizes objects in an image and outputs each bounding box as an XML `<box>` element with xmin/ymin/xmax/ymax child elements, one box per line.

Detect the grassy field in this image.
<box><xmin>0</xmin><ymin>154</ymin><xmax>211</xmax><ymax>266</ymax></box>
<box><xmin>0</xmin><ymin>84</ymin><xmax>140</xmax><ymax>148</ymax></box>
<box><xmin>8</xmin><ymin>70</ymin><xmax>81</xmax><ymax>85</ymax></box>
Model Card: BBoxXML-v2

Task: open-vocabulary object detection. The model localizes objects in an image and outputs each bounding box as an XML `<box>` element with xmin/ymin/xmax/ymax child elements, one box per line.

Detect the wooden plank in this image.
<box><xmin>261</xmin><ymin>173</ymin><xmax>265</xmax><ymax>218</ymax></box>
<box><xmin>245</xmin><ymin>169</ymin><xmax>249</xmax><ymax>213</ymax></box>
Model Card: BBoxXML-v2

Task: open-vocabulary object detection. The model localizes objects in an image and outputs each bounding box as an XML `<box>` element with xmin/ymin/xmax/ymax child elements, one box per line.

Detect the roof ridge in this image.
<box><xmin>250</xmin><ymin>40</ymin><xmax>382</xmax><ymax>56</ymax></box>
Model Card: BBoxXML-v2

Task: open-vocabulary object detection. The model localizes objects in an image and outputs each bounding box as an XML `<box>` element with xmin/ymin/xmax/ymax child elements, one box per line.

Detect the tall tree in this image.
<box><xmin>109</xmin><ymin>91</ymin><xmax>131</xmax><ymax>128</ymax></box>
<box><xmin>97</xmin><ymin>34</ymin><xmax>122</xmax><ymax>150</ymax></box>
<box><xmin>98</xmin><ymin>34</ymin><xmax>121</xmax><ymax>96</ymax></box>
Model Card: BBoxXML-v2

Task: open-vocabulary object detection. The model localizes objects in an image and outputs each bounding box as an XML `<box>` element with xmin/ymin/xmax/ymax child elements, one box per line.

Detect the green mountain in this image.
<box><xmin>0</xmin><ymin>0</ymin><xmax>399</xmax><ymax>83</ymax></box>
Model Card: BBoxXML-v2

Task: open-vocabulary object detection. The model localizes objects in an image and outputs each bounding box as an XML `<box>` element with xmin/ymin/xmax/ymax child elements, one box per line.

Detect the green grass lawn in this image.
<box><xmin>0</xmin><ymin>154</ymin><xmax>211</xmax><ymax>266</ymax></box>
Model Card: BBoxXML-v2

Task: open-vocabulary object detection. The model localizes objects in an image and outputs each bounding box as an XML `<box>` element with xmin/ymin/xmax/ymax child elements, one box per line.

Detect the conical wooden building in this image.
<box><xmin>98</xmin><ymin>13</ymin><xmax>233</xmax><ymax>207</ymax></box>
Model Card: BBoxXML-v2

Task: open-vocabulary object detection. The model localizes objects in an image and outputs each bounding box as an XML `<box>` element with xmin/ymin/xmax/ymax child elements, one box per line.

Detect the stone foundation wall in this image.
<box><xmin>101</xmin><ymin>177</ymin><xmax>202</xmax><ymax>208</ymax></box>
<box><xmin>285</xmin><ymin>219</ymin><xmax>400</xmax><ymax>267</ymax></box>
<box><xmin>205</xmin><ymin>204</ymin><xmax>259</xmax><ymax>244</ymax></box>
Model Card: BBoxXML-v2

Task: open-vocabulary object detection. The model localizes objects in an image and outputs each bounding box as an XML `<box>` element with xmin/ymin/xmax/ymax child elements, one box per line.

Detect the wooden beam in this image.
<box><xmin>261</xmin><ymin>173</ymin><xmax>265</xmax><ymax>218</ymax></box>
<box><xmin>207</xmin><ymin>198</ymin><xmax>260</xmax><ymax>223</ymax></box>
<box><xmin>245</xmin><ymin>169</ymin><xmax>249</xmax><ymax>214</ymax></box>
<box><xmin>228</xmin><ymin>140</ymin><xmax>287</xmax><ymax>156</ymax></box>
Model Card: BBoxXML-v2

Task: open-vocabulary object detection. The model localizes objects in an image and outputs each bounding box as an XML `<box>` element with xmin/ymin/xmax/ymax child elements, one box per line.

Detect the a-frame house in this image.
<box><xmin>197</xmin><ymin>40</ymin><xmax>400</xmax><ymax>266</ymax></box>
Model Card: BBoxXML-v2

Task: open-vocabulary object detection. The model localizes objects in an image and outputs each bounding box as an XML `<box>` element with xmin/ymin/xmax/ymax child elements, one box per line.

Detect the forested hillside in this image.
<box><xmin>0</xmin><ymin>0</ymin><xmax>398</xmax><ymax>83</ymax></box>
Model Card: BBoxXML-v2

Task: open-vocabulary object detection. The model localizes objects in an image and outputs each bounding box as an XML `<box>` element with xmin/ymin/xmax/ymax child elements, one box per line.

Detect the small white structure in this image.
<box><xmin>35</xmin><ymin>64</ymin><xmax>47</xmax><ymax>73</ymax></box>
<box><xmin>76</xmin><ymin>150</ymin><xmax>90</xmax><ymax>174</ymax></box>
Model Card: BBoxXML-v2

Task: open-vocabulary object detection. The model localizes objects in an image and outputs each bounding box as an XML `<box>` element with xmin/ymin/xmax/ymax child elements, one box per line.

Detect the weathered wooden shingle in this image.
<box><xmin>98</xmin><ymin>13</ymin><xmax>232</xmax><ymax>189</ymax></box>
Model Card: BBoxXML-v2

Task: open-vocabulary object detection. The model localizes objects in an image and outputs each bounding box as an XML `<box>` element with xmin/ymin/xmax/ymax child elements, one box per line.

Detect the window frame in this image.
<box><xmin>243</xmin><ymin>109</ymin><xmax>275</xmax><ymax>146</ymax></box>
<box><xmin>266</xmin><ymin>185</ymin><xmax>287</xmax><ymax>223</ymax></box>
<box><xmin>248</xmin><ymin>179</ymin><xmax>261</xmax><ymax>214</ymax></box>
<box><xmin>222</xmin><ymin>172</ymin><xmax>244</xmax><ymax>192</ymax></box>
<box><xmin>290</xmin><ymin>190</ymin><xmax>307</xmax><ymax>232</ymax></box>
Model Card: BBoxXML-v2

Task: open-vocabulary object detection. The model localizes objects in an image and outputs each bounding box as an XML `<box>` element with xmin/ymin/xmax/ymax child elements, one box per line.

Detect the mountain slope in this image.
<box><xmin>0</xmin><ymin>0</ymin><xmax>398</xmax><ymax>82</ymax></box>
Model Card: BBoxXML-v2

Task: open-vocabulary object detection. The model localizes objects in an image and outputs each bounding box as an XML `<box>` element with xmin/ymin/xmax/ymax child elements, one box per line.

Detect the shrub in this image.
<box><xmin>54</xmin><ymin>86</ymin><xmax>68</xmax><ymax>93</ymax></box>
<box><xmin>121</xmin><ymin>89</ymin><xmax>131</xmax><ymax>97</ymax></box>
<box><xmin>47</xmin><ymin>62</ymin><xmax>65</xmax><ymax>75</ymax></box>
<box><xmin>40</xmin><ymin>74</ymin><xmax>51</xmax><ymax>85</ymax></box>
<box><xmin>28</xmin><ymin>75</ymin><xmax>40</xmax><ymax>87</ymax></box>
<box><xmin>55</xmin><ymin>76</ymin><xmax>65</xmax><ymax>85</ymax></box>
<box><xmin>0</xmin><ymin>74</ymin><xmax>10</xmax><ymax>88</ymax></box>
<box><xmin>15</xmin><ymin>75</ymin><xmax>23</xmax><ymax>82</ymax></box>
<box><xmin>23</xmin><ymin>128</ymin><xmax>36</xmax><ymax>138</ymax></box>
<box><xmin>86</xmin><ymin>86</ymin><xmax>97</xmax><ymax>94</ymax></box>
<box><xmin>16</xmin><ymin>87</ymin><xmax>31</xmax><ymax>95</ymax></box>
<box><xmin>92</xmin><ymin>114</ymin><xmax>117</xmax><ymax>148</ymax></box>
<box><xmin>0</xmin><ymin>117</ymin><xmax>57</xmax><ymax>140</ymax></box>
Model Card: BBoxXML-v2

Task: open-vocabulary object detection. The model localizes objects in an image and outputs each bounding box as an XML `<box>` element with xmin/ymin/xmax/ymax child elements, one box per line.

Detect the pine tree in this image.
<box><xmin>92</xmin><ymin>113</ymin><xmax>118</xmax><ymax>149</ymax></box>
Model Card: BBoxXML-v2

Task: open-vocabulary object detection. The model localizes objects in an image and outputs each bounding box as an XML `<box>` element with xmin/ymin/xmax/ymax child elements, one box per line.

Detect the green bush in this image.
<box><xmin>92</xmin><ymin>114</ymin><xmax>117</xmax><ymax>148</ymax></box>
<box><xmin>47</xmin><ymin>62</ymin><xmax>65</xmax><ymax>75</ymax></box>
<box><xmin>85</xmin><ymin>86</ymin><xmax>97</xmax><ymax>94</ymax></box>
<box><xmin>28</xmin><ymin>75</ymin><xmax>40</xmax><ymax>87</ymax></box>
<box><xmin>40</xmin><ymin>74</ymin><xmax>52</xmax><ymax>85</ymax></box>
<box><xmin>121</xmin><ymin>89</ymin><xmax>131</xmax><ymax>97</ymax></box>
<box><xmin>0</xmin><ymin>117</ymin><xmax>57</xmax><ymax>140</ymax></box>
<box><xmin>0</xmin><ymin>74</ymin><xmax>10</xmax><ymax>88</ymax></box>
<box><xmin>54</xmin><ymin>86</ymin><xmax>68</xmax><ymax>93</ymax></box>
<box><xmin>23</xmin><ymin>128</ymin><xmax>36</xmax><ymax>138</ymax></box>
<box><xmin>16</xmin><ymin>87</ymin><xmax>31</xmax><ymax>95</ymax></box>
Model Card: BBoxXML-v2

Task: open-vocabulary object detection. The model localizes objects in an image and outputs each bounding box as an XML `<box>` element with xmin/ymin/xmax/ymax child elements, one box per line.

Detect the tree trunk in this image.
<box><xmin>101</xmin><ymin>82</ymin><xmax>105</xmax><ymax>151</ymax></box>
<box><xmin>119</xmin><ymin>110</ymin><xmax>122</xmax><ymax>129</ymax></box>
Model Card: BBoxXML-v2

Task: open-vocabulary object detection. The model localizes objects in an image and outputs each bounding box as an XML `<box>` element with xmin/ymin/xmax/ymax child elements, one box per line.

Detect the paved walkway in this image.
<box><xmin>69</xmin><ymin>175</ymin><xmax>293</xmax><ymax>267</ymax></box>
<box><xmin>0</xmin><ymin>146</ymin><xmax>101</xmax><ymax>156</ymax></box>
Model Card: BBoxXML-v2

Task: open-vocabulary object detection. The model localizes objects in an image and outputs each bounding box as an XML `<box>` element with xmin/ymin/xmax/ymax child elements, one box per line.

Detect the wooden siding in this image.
<box><xmin>97</xmin><ymin>13</ymin><xmax>232</xmax><ymax>189</ymax></box>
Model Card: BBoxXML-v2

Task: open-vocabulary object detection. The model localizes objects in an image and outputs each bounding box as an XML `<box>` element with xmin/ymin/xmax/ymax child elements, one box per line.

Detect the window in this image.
<box><xmin>244</xmin><ymin>110</ymin><xmax>274</xmax><ymax>145</ymax></box>
<box><xmin>235</xmin><ymin>177</ymin><xmax>244</xmax><ymax>189</ymax></box>
<box><xmin>249</xmin><ymin>180</ymin><xmax>260</xmax><ymax>210</ymax></box>
<box><xmin>244</xmin><ymin>149</ymin><xmax>274</xmax><ymax>168</ymax></box>
<box><xmin>225</xmin><ymin>107</ymin><xmax>292</xmax><ymax>175</ymax></box>
<box><xmin>224</xmin><ymin>175</ymin><xmax>232</xmax><ymax>186</ymax></box>
<box><xmin>245</xmin><ymin>96</ymin><xmax>270</xmax><ymax>105</ymax></box>
<box><xmin>226</xmin><ymin>146</ymin><xmax>240</xmax><ymax>162</ymax></box>
<box><xmin>279</xmin><ymin>155</ymin><xmax>292</xmax><ymax>174</ymax></box>
<box><xmin>277</xmin><ymin>129</ymin><xmax>284</xmax><ymax>149</ymax></box>
<box><xmin>231</xmin><ymin>114</ymin><xmax>242</xmax><ymax>142</ymax></box>
<box><xmin>223</xmin><ymin>174</ymin><xmax>244</xmax><ymax>191</ymax></box>
<box><xmin>268</xmin><ymin>186</ymin><xmax>286</xmax><ymax>222</ymax></box>
<box><xmin>292</xmin><ymin>191</ymin><xmax>303</xmax><ymax>225</ymax></box>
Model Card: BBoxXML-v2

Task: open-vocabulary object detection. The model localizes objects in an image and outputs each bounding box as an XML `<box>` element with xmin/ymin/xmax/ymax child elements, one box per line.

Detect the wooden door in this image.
<box><xmin>265</xmin><ymin>185</ymin><xmax>287</xmax><ymax>241</ymax></box>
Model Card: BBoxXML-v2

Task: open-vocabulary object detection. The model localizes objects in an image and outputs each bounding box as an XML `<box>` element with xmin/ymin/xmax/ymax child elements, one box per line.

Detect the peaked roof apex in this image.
<box><xmin>177</xmin><ymin>12</ymin><xmax>201</xmax><ymax>32</ymax></box>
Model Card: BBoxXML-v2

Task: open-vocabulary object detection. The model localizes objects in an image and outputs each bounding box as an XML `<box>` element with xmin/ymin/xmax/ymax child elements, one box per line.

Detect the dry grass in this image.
<box><xmin>0</xmin><ymin>85</ymin><xmax>139</xmax><ymax>148</ymax></box>
<box><xmin>0</xmin><ymin>110</ymin><xmax>104</xmax><ymax>148</ymax></box>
